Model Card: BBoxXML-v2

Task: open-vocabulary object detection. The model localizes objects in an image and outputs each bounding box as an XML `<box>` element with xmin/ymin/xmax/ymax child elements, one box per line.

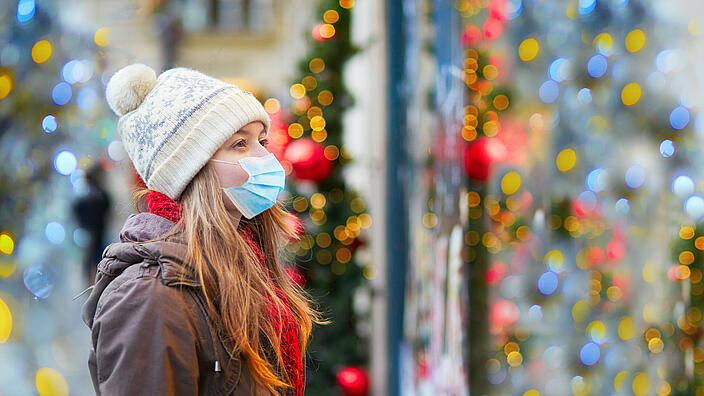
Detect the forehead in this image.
<box><xmin>234</xmin><ymin>121</ymin><xmax>266</xmax><ymax>135</ymax></box>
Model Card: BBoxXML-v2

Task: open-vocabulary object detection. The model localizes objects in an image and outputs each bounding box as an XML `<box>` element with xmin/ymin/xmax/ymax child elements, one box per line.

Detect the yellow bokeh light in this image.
<box><xmin>32</xmin><ymin>40</ymin><xmax>52</xmax><ymax>64</ymax></box>
<box><xmin>290</xmin><ymin>83</ymin><xmax>306</xmax><ymax>99</ymax></box>
<box><xmin>556</xmin><ymin>148</ymin><xmax>577</xmax><ymax>172</ymax></box>
<box><xmin>656</xmin><ymin>381</ymin><xmax>671</xmax><ymax>396</ymax></box>
<box><xmin>94</xmin><ymin>27</ymin><xmax>110</xmax><ymax>47</ymax></box>
<box><xmin>625</xmin><ymin>29</ymin><xmax>646</xmax><ymax>52</ymax></box>
<box><xmin>523</xmin><ymin>391</ymin><xmax>540</xmax><ymax>396</ymax></box>
<box><xmin>310</xmin><ymin>115</ymin><xmax>326</xmax><ymax>131</ymax></box>
<box><xmin>264</xmin><ymin>98</ymin><xmax>280</xmax><ymax>114</ymax></box>
<box><xmin>501</xmin><ymin>171</ymin><xmax>521</xmax><ymax>195</ymax></box>
<box><xmin>493</xmin><ymin>94</ymin><xmax>509</xmax><ymax>110</ymax></box>
<box><xmin>680</xmin><ymin>226</ymin><xmax>695</xmax><ymax>239</ymax></box>
<box><xmin>320</xmin><ymin>24</ymin><xmax>336</xmax><ymax>39</ymax></box>
<box><xmin>288</xmin><ymin>123</ymin><xmax>304</xmax><ymax>139</ymax></box>
<box><xmin>632</xmin><ymin>373</ymin><xmax>651</xmax><ymax>396</ymax></box>
<box><xmin>587</xmin><ymin>320</ymin><xmax>606</xmax><ymax>342</ymax></box>
<box><xmin>0</xmin><ymin>297</ymin><xmax>11</xmax><ymax>343</ymax></box>
<box><xmin>572</xmin><ymin>300</ymin><xmax>591</xmax><ymax>323</ymax></box>
<box><xmin>0</xmin><ymin>258</ymin><xmax>16</xmax><ymax>278</ymax></box>
<box><xmin>318</xmin><ymin>90</ymin><xmax>334</xmax><ymax>106</ymax></box>
<box><xmin>0</xmin><ymin>233</ymin><xmax>14</xmax><ymax>255</ymax></box>
<box><xmin>323</xmin><ymin>10</ymin><xmax>340</xmax><ymax>24</ymax></box>
<box><xmin>324</xmin><ymin>145</ymin><xmax>339</xmax><ymax>161</ymax></box>
<box><xmin>593</xmin><ymin>32</ymin><xmax>613</xmax><ymax>54</ymax></box>
<box><xmin>507</xmin><ymin>351</ymin><xmax>523</xmax><ymax>367</ymax></box>
<box><xmin>614</xmin><ymin>371</ymin><xmax>630</xmax><ymax>392</ymax></box>
<box><xmin>0</xmin><ymin>73</ymin><xmax>14</xmax><ymax>100</ymax></box>
<box><xmin>339</xmin><ymin>0</ymin><xmax>354</xmax><ymax>9</ymax></box>
<box><xmin>519</xmin><ymin>38</ymin><xmax>539</xmax><ymax>62</ymax></box>
<box><xmin>621</xmin><ymin>83</ymin><xmax>641</xmax><ymax>106</ymax></box>
<box><xmin>310</xmin><ymin>193</ymin><xmax>326</xmax><ymax>209</ymax></box>
<box><xmin>309</xmin><ymin>58</ymin><xmax>325</xmax><ymax>74</ymax></box>
<box><xmin>680</xmin><ymin>251</ymin><xmax>695</xmax><ymax>265</ymax></box>
<box><xmin>648</xmin><ymin>337</ymin><xmax>664</xmax><ymax>353</ymax></box>
<box><xmin>695</xmin><ymin>237</ymin><xmax>704</xmax><ymax>250</ymax></box>
<box><xmin>36</xmin><ymin>367</ymin><xmax>69</xmax><ymax>396</ymax></box>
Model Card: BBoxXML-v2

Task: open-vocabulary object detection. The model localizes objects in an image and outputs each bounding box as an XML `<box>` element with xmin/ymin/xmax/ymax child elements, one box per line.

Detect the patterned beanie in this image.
<box><xmin>105</xmin><ymin>63</ymin><xmax>271</xmax><ymax>200</ymax></box>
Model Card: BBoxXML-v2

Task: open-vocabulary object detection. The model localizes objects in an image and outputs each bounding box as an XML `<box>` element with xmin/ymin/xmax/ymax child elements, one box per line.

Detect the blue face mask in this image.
<box><xmin>210</xmin><ymin>153</ymin><xmax>286</xmax><ymax>219</ymax></box>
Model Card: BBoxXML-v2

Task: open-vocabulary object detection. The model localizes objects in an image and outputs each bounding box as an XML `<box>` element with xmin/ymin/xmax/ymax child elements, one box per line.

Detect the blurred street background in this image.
<box><xmin>2</xmin><ymin>0</ymin><xmax>704</xmax><ymax>395</ymax></box>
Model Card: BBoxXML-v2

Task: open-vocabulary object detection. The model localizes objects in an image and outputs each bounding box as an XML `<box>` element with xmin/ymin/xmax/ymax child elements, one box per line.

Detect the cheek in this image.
<box><xmin>211</xmin><ymin>161</ymin><xmax>250</xmax><ymax>187</ymax></box>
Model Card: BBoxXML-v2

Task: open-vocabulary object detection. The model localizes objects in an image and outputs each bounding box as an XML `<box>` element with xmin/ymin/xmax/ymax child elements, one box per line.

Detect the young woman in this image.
<box><xmin>81</xmin><ymin>63</ymin><xmax>324</xmax><ymax>395</ymax></box>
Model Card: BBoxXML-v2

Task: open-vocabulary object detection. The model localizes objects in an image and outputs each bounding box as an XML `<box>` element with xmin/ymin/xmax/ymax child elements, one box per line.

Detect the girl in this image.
<box><xmin>81</xmin><ymin>63</ymin><xmax>324</xmax><ymax>395</ymax></box>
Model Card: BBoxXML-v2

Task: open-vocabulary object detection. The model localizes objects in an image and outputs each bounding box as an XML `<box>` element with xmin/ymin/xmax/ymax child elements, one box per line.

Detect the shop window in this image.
<box><xmin>181</xmin><ymin>0</ymin><xmax>275</xmax><ymax>33</ymax></box>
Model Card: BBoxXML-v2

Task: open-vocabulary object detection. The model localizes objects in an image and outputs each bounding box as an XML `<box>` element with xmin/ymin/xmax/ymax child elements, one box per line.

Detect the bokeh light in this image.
<box><xmin>42</xmin><ymin>114</ymin><xmax>57</xmax><ymax>134</ymax></box>
<box><xmin>519</xmin><ymin>38</ymin><xmax>539</xmax><ymax>61</ymax></box>
<box><xmin>31</xmin><ymin>40</ymin><xmax>52</xmax><ymax>63</ymax></box>
<box><xmin>16</xmin><ymin>0</ymin><xmax>35</xmax><ymax>23</ymax></box>
<box><xmin>659</xmin><ymin>139</ymin><xmax>675</xmax><ymax>157</ymax></box>
<box><xmin>51</xmin><ymin>82</ymin><xmax>72</xmax><ymax>106</ymax></box>
<box><xmin>669</xmin><ymin>106</ymin><xmax>690</xmax><ymax>130</ymax></box>
<box><xmin>539</xmin><ymin>80</ymin><xmax>559</xmax><ymax>103</ymax></box>
<box><xmin>625</xmin><ymin>165</ymin><xmax>645</xmax><ymax>188</ymax></box>
<box><xmin>53</xmin><ymin>151</ymin><xmax>77</xmax><ymax>175</ymax></box>
<box><xmin>580</xmin><ymin>342</ymin><xmax>600</xmax><ymax>366</ymax></box>
<box><xmin>556</xmin><ymin>148</ymin><xmax>577</xmax><ymax>172</ymax></box>
<box><xmin>587</xmin><ymin>55</ymin><xmax>608</xmax><ymax>78</ymax></box>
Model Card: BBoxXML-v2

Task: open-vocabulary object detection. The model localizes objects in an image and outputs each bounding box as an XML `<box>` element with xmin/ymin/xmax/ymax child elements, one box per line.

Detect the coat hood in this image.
<box><xmin>81</xmin><ymin>212</ymin><xmax>197</xmax><ymax>328</ymax></box>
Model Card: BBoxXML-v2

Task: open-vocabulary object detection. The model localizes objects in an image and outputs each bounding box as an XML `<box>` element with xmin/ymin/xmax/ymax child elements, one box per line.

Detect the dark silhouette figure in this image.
<box><xmin>72</xmin><ymin>165</ymin><xmax>111</xmax><ymax>284</ymax></box>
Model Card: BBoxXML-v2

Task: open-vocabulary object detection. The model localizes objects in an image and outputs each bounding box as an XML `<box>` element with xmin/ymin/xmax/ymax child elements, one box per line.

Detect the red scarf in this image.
<box><xmin>144</xmin><ymin>187</ymin><xmax>303</xmax><ymax>395</ymax></box>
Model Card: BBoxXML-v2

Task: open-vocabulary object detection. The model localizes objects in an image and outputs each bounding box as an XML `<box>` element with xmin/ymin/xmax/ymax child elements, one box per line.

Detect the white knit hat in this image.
<box><xmin>105</xmin><ymin>63</ymin><xmax>271</xmax><ymax>200</ymax></box>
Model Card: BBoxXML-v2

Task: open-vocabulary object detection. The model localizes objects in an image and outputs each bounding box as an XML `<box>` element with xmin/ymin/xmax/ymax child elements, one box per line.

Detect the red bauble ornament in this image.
<box><xmin>284</xmin><ymin>138</ymin><xmax>332</xmax><ymax>183</ymax></box>
<box><xmin>336</xmin><ymin>367</ymin><xmax>369</xmax><ymax>396</ymax></box>
<box><xmin>464</xmin><ymin>137</ymin><xmax>506</xmax><ymax>182</ymax></box>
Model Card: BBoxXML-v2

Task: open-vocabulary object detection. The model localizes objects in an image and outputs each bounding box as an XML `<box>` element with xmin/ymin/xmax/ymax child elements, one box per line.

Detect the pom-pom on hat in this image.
<box><xmin>105</xmin><ymin>63</ymin><xmax>271</xmax><ymax>200</ymax></box>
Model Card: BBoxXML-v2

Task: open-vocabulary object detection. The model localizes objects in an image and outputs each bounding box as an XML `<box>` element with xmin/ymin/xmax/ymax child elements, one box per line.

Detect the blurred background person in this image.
<box><xmin>71</xmin><ymin>164</ymin><xmax>112</xmax><ymax>284</ymax></box>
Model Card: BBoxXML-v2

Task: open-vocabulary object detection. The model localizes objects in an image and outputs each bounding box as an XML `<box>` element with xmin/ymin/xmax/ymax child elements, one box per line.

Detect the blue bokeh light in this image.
<box><xmin>672</xmin><ymin>175</ymin><xmax>695</xmax><ymax>197</ymax></box>
<box><xmin>51</xmin><ymin>82</ymin><xmax>73</xmax><ymax>106</ymax></box>
<box><xmin>669</xmin><ymin>106</ymin><xmax>690</xmax><ymax>130</ymax></box>
<box><xmin>505</xmin><ymin>0</ymin><xmax>522</xmax><ymax>19</ymax></box>
<box><xmin>580</xmin><ymin>342</ymin><xmax>600</xmax><ymax>366</ymax></box>
<box><xmin>548</xmin><ymin>58</ymin><xmax>570</xmax><ymax>82</ymax></box>
<box><xmin>54</xmin><ymin>150</ymin><xmax>77</xmax><ymax>175</ymax></box>
<box><xmin>578</xmin><ymin>0</ymin><xmax>596</xmax><ymax>15</ymax></box>
<box><xmin>625</xmin><ymin>165</ymin><xmax>645</xmax><ymax>188</ymax></box>
<box><xmin>615</xmin><ymin>198</ymin><xmax>630</xmax><ymax>215</ymax></box>
<box><xmin>685</xmin><ymin>195</ymin><xmax>704</xmax><ymax>221</ymax></box>
<box><xmin>587</xmin><ymin>55</ymin><xmax>608</xmax><ymax>78</ymax></box>
<box><xmin>538</xmin><ymin>272</ymin><xmax>559</xmax><ymax>295</ymax></box>
<box><xmin>577</xmin><ymin>88</ymin><xmax>592</xmax><ymax>104</ymax></box>
<box><xmin>45</xmin><ymin>221</ymin><xmax>65</xmax><ymax>245</ymax></box>
<box><xmin>16</xmin><ymin>0</ymin><xmax>35</xmax><ymax>23</ymax></box>
<box><xmin>660</xmin><ymin>139</ymin><xmax>675</xmax><ymax>158</ymax></box>
<box><xmin>42</xmin><ymin>115</ymin><xmax>57</xmax><ymax>134</ymax></box>
<box><xmin>586</xmin><ymin>168</ymin><xmax>607</xmax><ymax>192</ymax></box>
<box><xmin>539</xmin><ymin>80</ymin><xmax>559</xmax><ymax>103</ymax></box>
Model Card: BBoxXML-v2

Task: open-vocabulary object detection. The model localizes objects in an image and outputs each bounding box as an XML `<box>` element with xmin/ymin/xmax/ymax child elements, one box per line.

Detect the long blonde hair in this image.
<box><xmin>132</xmin><ymin>163</ymin><xmax>327</xmax><ymax>394</ymax></box>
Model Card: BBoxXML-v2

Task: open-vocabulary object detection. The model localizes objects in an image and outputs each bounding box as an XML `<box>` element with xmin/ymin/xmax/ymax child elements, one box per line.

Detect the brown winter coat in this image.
<box><xmin>81</xmin><ymin>212</ymin><xmax>282</xmax><ymax>395</ymax></box>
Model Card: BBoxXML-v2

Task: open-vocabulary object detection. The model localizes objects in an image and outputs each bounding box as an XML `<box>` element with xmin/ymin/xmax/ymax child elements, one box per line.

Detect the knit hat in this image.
<box><xmin>105</xmin><ymin>63</ymin><xmax>271</xmax><ymax>200</ymax></box>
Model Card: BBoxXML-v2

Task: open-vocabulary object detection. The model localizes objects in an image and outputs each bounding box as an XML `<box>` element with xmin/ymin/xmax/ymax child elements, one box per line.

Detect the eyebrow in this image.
<box><xmin>232</xmin><ymin>127</ymin><xmax>266</xmax><ymax>139</ymax></box>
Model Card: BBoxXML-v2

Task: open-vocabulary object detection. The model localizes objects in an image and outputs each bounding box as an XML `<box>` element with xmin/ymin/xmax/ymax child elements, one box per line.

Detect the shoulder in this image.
<box><xmin>95</xmin><ymin>261</ymin><xmax>194</xmax><ymax>325</ymax></box>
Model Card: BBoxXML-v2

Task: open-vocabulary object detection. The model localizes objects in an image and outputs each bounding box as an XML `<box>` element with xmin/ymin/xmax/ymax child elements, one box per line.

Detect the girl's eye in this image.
<box><xmin>259</xmin><ymin>139</ymin><xmax>269</xmax><ymax>147</ymax></box>
<box><xmin>233</xmin><ymin>140</ymin><xmax>246</xmax><ymax>148</ymax></box>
